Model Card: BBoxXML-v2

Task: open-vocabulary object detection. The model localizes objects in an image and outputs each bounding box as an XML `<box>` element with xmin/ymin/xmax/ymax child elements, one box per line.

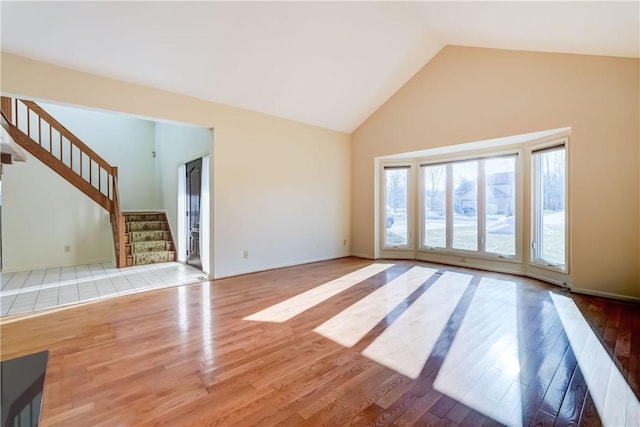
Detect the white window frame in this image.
<box><xmin>380</xmin><ymin>163</ymin><xmax>415</xmax><ymax>251</ymax></box>
<box><xmin>530</xmin><ymin>138</ymin><xmax>569</xmax><ymax>273</ymax></box>
<box><xmin>417</xmin><ymin>151</ymin><xmax>522</xmax><ymax>263</ymax></box>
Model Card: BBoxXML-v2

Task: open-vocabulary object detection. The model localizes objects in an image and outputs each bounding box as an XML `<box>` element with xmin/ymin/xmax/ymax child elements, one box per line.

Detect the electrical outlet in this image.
<box><xmin>64</xmin><ymin>245</ymin><xmax>71</xmax><ymax>253</ymax></box>
<box><xmin>243</xmin><ymin>250</ymin><xmax>249</xmax><ymax>259</ymax></box>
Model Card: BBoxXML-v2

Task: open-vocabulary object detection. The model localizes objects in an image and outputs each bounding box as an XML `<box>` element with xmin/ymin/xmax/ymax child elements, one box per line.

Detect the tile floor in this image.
<box><xmin>1</xmin><ymin>262</ymin><xmax>206</xmax><ymax>317</ymax></box>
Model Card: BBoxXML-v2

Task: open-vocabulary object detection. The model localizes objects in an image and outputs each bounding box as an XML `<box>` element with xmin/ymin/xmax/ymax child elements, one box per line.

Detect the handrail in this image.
<box><xmin>1</xmin><ymin>97</ymin><xmax>116</xmax><ymax>200</ymax></box>
<box><xmin>20</xmin><ymin>100</ymin><xmax>113</xmax><ymax>173</ymax></box>
<box><xmin>1</xmin><ymin>96</ymin><xmax>126</xmax><ymax>267</ymax></box>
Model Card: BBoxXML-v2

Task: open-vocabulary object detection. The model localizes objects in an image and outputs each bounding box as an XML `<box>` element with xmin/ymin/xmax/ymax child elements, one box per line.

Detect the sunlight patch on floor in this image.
<box><xmin>434</xmin><ymin>278</ymin><xmax>522</xmax><ymax>427</ymax></box>
<box><xmin>313</xmin><ymin>266</ymin><xmax>436</xmax><ymax>347</ymax></box>
<box><xmin>550</xmin><ymin>292</ymin><xmax>640</xmax><ymax>426</ymax></box>
<box><xmin>243</xmin><ymin>263</ymin><xmax>394</xmax><ymax>323</ymax></box>
<box><xmin>362</xmin><ymin>271</ymin><xmax>471</xmax><ymax>379</ymax></box>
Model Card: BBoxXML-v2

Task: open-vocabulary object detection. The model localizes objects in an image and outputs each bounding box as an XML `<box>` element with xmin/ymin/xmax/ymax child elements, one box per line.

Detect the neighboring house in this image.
<box><xmin>453</xmin><ymin>171</ymin><xmax>515</xmax><ymax>216</ymax></box>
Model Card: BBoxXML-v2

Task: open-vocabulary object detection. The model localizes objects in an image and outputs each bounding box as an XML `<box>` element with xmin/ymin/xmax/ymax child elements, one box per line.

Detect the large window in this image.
<box><xmin>419</xmin><ymin>154</ymin><xmax>518</xmax><ymax>258</ymax></box>
<box><xmin>383</xmin><ymin>166</ymin><xmax>410</xmax><ymax>248</ymax></box>
<box><xmin>532</xmin><ymin>144</ymin><xmax>567</xmax><ymax>269</ymax></box>
<box><xmin>380</xmin><ymin>134</ymin><xmax>569</xmax><ymax>281</ymax></box>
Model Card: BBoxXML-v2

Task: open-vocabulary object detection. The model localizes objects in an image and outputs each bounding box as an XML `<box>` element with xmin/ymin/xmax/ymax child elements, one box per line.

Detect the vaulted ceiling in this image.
<box><xmin>2</xmin><ymin>1</ymin><xmax>638</xmax><ymax>133</ymax></box>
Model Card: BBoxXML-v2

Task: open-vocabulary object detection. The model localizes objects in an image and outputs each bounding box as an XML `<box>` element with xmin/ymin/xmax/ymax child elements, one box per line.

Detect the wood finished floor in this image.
<box><xmin>1</xmin><ymin>257</ymin><xmax>638</xmax><ymax>427</ymax></box>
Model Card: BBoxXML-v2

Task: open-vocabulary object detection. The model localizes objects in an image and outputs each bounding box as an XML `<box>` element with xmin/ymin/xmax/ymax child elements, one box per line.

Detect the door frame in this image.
<box><xmin>177</xmin><ymin>153</ymin><xmax>211</xmax><ymax>274</ymax></box>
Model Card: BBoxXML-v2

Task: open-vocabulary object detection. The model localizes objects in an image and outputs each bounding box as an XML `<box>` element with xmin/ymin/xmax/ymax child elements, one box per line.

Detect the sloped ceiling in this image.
<box><xmin>1</xmin><ymin>1</ymin><xmax>638</xmax><ymax>133</ymax></box>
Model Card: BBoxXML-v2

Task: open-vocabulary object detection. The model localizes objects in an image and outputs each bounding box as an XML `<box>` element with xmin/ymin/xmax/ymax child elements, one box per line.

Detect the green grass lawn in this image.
<box><xmin>386</xmin><ymin>211</ymin><xmax>564</xmax><ymax>263</ymax></box>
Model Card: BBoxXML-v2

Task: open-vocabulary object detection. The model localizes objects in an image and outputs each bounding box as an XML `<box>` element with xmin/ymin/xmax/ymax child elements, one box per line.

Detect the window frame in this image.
<box><xmin>381</xmin><ymin>163</ymin><xmax>414</xmax><ymax>251</ymax></box>
<box><xmin>416</xmin><ymin>150</ymin><xmax>523</xmax><ymax>263</ymax></box>
<box><xmin>530</xmin><ymin>138</ymin><xmax>569</xmax><ymax>273</ymax></box>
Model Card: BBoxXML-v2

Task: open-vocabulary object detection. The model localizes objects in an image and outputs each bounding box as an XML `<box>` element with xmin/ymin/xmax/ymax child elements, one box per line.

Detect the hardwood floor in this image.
<box><xmin>1</xmin><ymin>257</ymin><xmax>638</xmax><ymax>426</ymax></box>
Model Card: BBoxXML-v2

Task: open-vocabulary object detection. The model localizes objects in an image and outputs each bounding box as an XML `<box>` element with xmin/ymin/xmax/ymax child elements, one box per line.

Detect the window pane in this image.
<box><xmin>485</xmin><ymin>157</ymin><xmax>516</xmax><ymax>255</ymax></box>
<box><xmin>452</xmin><ymin>161</ymin><xmax>478</xmax><ymax>251</ymax></box>
<box><xmin>384</xmin><ymin>168</ymin><xmax>409</xmax><ymax>247</ymax></box>
<box><xmin>422</xmin><ymin>165</ymin><xmax>447</xmax><ymax>248</ymax></box>
<box><xmin>538</xmin><ymin>149</ymin><xmax>566</xmax><ymax>265</ymax></box>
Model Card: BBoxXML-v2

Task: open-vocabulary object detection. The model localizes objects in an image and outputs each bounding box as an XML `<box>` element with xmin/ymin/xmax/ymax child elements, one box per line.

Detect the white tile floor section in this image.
<box><xmin>1</xmin><ymin>262</ymin><xmax>206</xmax><ymax>317</ymax></box>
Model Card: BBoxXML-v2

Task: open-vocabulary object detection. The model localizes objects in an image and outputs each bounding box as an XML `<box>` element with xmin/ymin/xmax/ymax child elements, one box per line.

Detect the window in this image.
<box><xmin>380</xmin><ymin>132</ymin><xmax>569</xmax><ymax>281</ymax></box>
<box><xmin>485</xmin><ymin>157</ymin><xmax>516</xmax><ymax>256</ymax></box>
<box><xmin>532</xmin><ymin>144</ymin><xmax>567</xmax><ymax>269</ymax></box>
<box><xmin>422</xmin><ymin>164</ymin><xmax>446</xmax><ymax>248</ymax></box>
<box><xmin>383</xmin><ymin>166</ymin><xmax>410</xmax><ymax>248</ymax></box>
<box><xmin>418</xmin><ymin>154</ymin><xmax>519</xmax><ymax>258</ymax></box>
<box><xmin>452</xmin><ymin>161</ymin><xmax>478</xmax><ymax>251</ymax></box>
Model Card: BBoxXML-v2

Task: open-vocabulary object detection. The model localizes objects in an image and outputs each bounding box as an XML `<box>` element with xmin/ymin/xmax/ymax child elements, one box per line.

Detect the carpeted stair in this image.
<box><xmin>124</xmin><ymin>212</ymin><xmax>176</xmax><ymax>266</ymax></box>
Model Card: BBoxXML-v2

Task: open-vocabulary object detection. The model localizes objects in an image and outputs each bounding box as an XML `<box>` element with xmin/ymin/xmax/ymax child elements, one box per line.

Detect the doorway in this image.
<box><xmin>186</xmin><ymin>158</ymin><xmax>202</xmax><ymax>269</ymax></box>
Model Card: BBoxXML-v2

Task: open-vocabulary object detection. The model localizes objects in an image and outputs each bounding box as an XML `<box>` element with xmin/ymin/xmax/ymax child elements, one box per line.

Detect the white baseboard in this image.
<box><xmin>212</xmin><ymin>254</ymin><xmax>351</xmax><ymax>280</ymax></box>
<box><xmin>2</xmin><ymin>258</ymin><xmax>113</xmax><ymax>273</ymax></box>
<box><xmin>569</xmin><ymin>287</ymin><xmax>640</xmax><ymax>303</ymax></box>
<box><xmin>525</xmin><ymin>272</ymin><xmax>566</xmax><ymax>288</ymax></box>
<box><xmin>350</xmin><ymin>252</ymin><xmax>376</xmax><ymax>260</ymax></box>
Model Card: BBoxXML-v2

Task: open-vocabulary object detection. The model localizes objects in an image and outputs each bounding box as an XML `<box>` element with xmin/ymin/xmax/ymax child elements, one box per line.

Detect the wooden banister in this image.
<box><xmin>1</xmin><ymin>96</ymin><xmax>127</xmax><ymax>267</ymax></box>
<box><xmin>1</xmin><ymin>97</ymin><xmax>12</xmax><ymax>123</ymax></box>
<box><xmin>19</xmin><ymin>100</ymin><xmax>113</xmax><ymax>173</ymax></box>
<box><xmin>3</xmin><ymin>122</ymin><xmax>112</xmax><ymax>211</ymax></box>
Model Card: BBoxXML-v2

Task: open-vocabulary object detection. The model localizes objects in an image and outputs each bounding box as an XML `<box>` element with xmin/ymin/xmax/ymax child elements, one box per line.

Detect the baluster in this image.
<box><xmin>59</xmin><ymin>134</ymin><xmax>63</xmax><ymax>162</ymax></box>
<box><xmin>49</xmin><ymin>125</ymin><xmax>52</xmax><ymax>153</ymax></box>
<box><xmin>98</xmin><ymin>166</ymin><xmax>102</xmax><ymax>193</ymax></box>
<box><xmin>90</xmin><ymin>159</ymin><xmax>93</xmax><ymax>188</ymax></box>
<box><xmin>26</xmin><ymin>106</ymin><xmax>30</xmax><ymax>138</ymax></box>
<box><xmin>80</xmin><ymin>152</ymin><xmax>83</xmax><ymax>179</ymax></box>
<box><xmin>38</xmin><ymin>116</ymin><xmax>42</xmax><ymax>145</ymax></box>
<box><xmin>71</xmin><ymin>143</ymin><xmax>74</xmax><ymax>172</ymax></box>
<box><xmin>14</xmin><ymin>99</ymin><xmax>18</xmax><ymax>127</ymax></box>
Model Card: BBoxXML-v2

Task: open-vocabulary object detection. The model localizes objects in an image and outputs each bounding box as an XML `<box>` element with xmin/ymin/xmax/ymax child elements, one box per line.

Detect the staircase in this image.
<box><xmin>0</xmin><ymin>97</ymin><xmax>176</xmax><ymax>268</ymax></box>
<box><xmin>124</xmin><ymin>212</ymin><xmax>176</xmax><ymax>266</ymax></box>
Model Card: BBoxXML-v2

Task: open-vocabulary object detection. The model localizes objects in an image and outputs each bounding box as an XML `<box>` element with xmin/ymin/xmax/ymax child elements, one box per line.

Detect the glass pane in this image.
<box><xmin>422</xmin><ymin>165</ymin><xmax>447</xmax><ymax>248</ymax></box>
<box><xmin>485</xmin><ymin>157</ymin><xmax>516</xmax><ymax>255</ymax></box>
<box><xmin>539</xmin><ymin>149</ymin><xmax>566</xmax><ymax>265</ymax></box>
<box><xmin>452</xmin><ymin>161</ymin><xmax>478</xmax><ymax>251</ymax></box>
<box><xmin>384</xmin><ymin>168</ymin><xmax>409</xmax><ymax>247</ymax></box>
<box><xmin>32</xmin><ymin>391</ymin><xmax>42</xmax><ymax>423</ymax></box>
<box><xmin>20</xmin><ymin>403</ymin><xmax>31</xmax><ymax>427</ymax></box>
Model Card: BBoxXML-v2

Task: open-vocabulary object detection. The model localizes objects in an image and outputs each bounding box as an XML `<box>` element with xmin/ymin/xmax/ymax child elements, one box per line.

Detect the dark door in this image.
<box><xmin>186</xmin><ymin>158</ymin><xmax>202</xmax><ymax>269</ymax></box>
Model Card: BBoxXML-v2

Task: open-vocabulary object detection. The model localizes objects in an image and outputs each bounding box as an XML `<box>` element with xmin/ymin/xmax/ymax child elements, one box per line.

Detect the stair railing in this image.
<box><xmin>1</xmin><ymin>96</ymin><xmax>126</xmax><ymax>267</ymax></box>
<box><xmin>111</xmin><ymin>170</ymin><xmax>127</xmax><ymax>267</ymax></box>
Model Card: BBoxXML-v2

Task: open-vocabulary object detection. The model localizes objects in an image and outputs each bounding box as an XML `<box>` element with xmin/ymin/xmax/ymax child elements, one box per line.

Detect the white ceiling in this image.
<box><xmin>1</xmin><ymin>1</ymin><xmax>638</xmax><ymax>133</ymax></box>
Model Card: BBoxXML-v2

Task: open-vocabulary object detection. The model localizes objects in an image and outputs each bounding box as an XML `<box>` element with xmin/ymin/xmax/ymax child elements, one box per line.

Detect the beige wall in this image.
<box><xmin>2</xmin><ymin>151</ymin><xmax>113</xmax><ymax>271</ymax></box>
<box><xmin>352</xmin><ymin>46</ymin><xmax>639</xmax><ymax>299</ymax></box>
<box><xmin>1</xmin><ymin>53</ymin><xmax>351</xmax><ymax>279</ymax></box>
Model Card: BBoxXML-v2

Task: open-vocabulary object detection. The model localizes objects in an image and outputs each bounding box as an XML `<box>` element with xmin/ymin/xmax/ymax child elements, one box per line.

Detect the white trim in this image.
<box><xmin>569</xmin><ymin>287</ymin><xmax>640</xmax><ymax>303</ymax></box>
<box><xmin>380</xmin><ymin>162</ymin><xmax>414</xmax><ymax>251</ymax></box>
<box><xmin>350</xmin><ymin>252</ymin><xmax>376</xmax><ymax>260</ymax></box>
<box><xmin>1</xmin><ymin>258</ymin><xmax>113</xmax><ymax>273</ymax></box>
<box><xmin>525</xmin><ymin>271</ymin><xmax>568</xmax><ymax>288</ymax></box>
<box><xmin>529</xmin><ymin>137</ymin><xmax>569</xmax><ymax>274</ymax></box>
<box><xmin>211</xmin><ymin>255</ymin><xmax>352</xmax><ymax>280</ymax></box>
<box><xmin>177</xmin><ymin>164</ymin><xmax>187</xmax><ymax>263</ymax></box>
<box><xmin>417</xmin><ymin>253</ymin><xmax>524</xmax><ymax>276</ymax></box>
<box><xmin>200</xmin><ymin>155</ymin><xmax>211</xmax><ymax>275</ymax></box>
